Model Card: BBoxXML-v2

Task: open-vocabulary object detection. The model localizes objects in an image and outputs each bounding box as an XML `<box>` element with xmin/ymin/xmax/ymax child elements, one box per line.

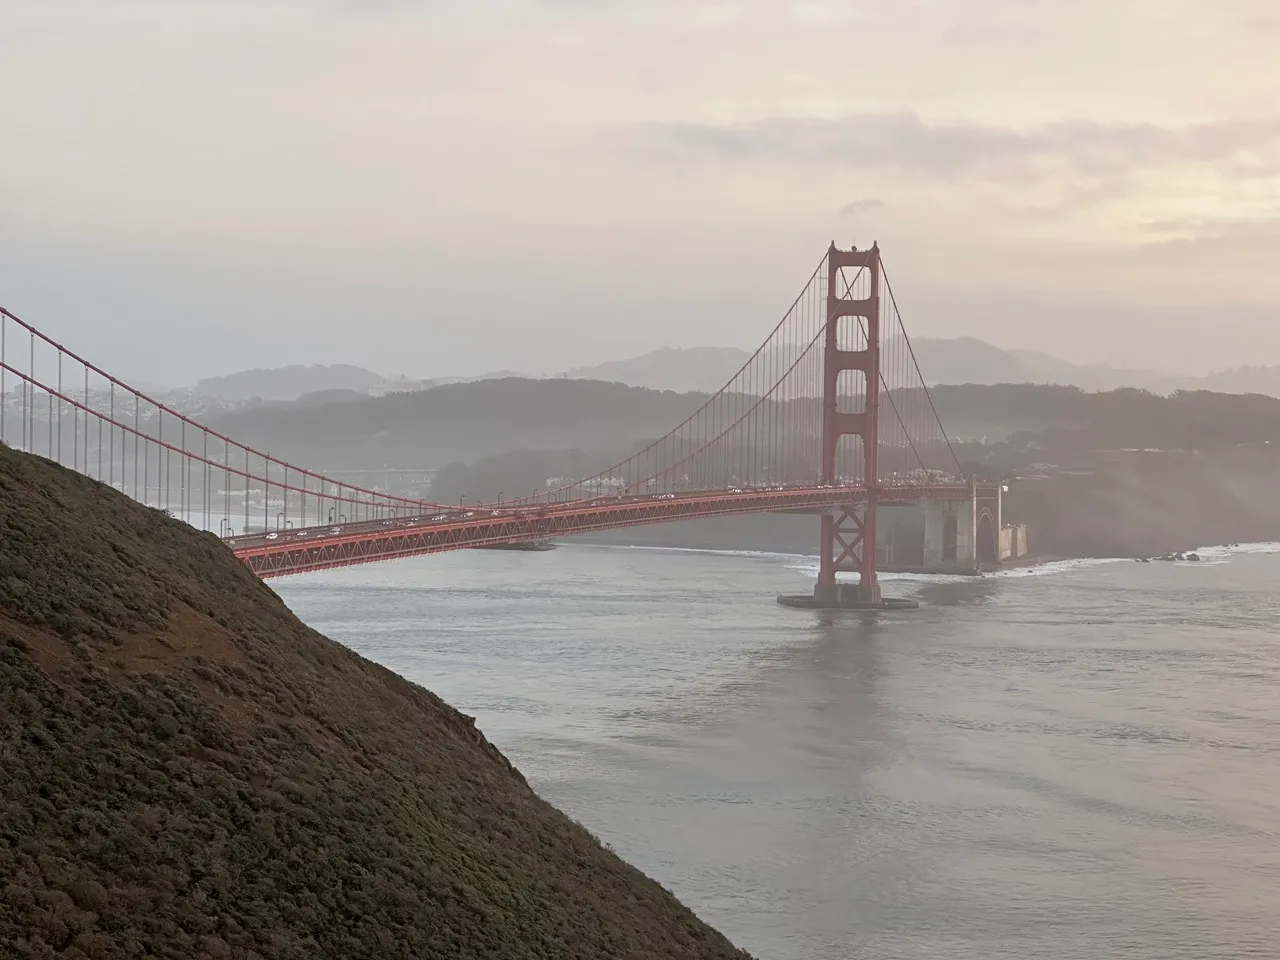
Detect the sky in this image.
<box><xmin>2</xmin><ymin>0</ymin><xmax>1279</xmax><ymax>385</ymax></box>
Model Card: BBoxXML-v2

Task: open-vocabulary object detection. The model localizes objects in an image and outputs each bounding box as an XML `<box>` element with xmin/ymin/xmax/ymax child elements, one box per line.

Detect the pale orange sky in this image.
<box><xmin>2</xmin><ymin>0</ymin><xmax>1278</xmax><ymax>382</ymax></box>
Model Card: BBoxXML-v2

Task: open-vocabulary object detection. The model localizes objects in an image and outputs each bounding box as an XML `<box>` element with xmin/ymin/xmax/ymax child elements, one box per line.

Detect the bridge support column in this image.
<box><xmin>778</xmin><ymin>241</ymin><xmax>917</xmax><ymax>611</ymax></box>
<box><xmin>922</xmin><ymin>497</ymin><xmax>977</xmax><ymax>572</ymax></box>
<box><xmin>816</xmin><ymin>506</ymin><xmax>881</xmax><ymax>604</ymax></box>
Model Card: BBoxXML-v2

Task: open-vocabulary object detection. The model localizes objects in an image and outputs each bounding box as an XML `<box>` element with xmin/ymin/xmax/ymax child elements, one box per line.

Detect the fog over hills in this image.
<box><xmin>561</xmin><ymin>347</ymin><xmax>751</xmax><ymax>394</ymax></box>
<box><xmin>187</xmin><ymin>337</ymin><xmax>1280</xmax><ymax>408</ymax></box>
<box><xmin>192</xmin><ymin>374</ymin><xmax>1280</xmax><ymax>560</ymax></box>
<box><xmin>560</xmin><ymin>339</ymin><xmax>1280</xmax><ymax>398</ymax></box>
<box><xmin>194</xmin><ymin>364</ymin><xmax>395</xmax><ymax>401</ymax></box>
<box><xmin>191</xmin><ymin>365</ymin><xmax>526</xmax><ymax>403</ymax></box>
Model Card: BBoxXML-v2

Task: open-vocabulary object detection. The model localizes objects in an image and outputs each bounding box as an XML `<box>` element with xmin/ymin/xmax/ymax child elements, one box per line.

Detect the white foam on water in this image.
<box><xmin>781</xmin><ymin>541</ymin><xmax>1280</xmax><ymax>584</ymax></box>
<box><xmin>572</xmin><ymin>542</ymin><xmax>812</xmax><ymax>563</ymax></box>
<box><xmin>461</xmin><ymin>537</ymin><xmax>1280</xmax><ymax>584</ymax></box>
<box><xmin>782</xmin><ymin>554</ymin><xmax>1132</xmax><ymax>584</ymax></box>
<box><xmin>1121</xmin><ymin>541</ymin><xmax>1280</xmax><ymax>569</ymax></box>
<box><xmin>782</xmin><ymin>561</ymin><xmax>982</xmax><ymax>586</ymax></box>
<box><xmin>988</xmin><ymin>557</ymin><xmax>1131</xmax><ymax>578</ymax></box>
<box><xmin>1189</xmin><ymin>541</ymin><xmax>1280</xmax><ymax>560</ymax></box>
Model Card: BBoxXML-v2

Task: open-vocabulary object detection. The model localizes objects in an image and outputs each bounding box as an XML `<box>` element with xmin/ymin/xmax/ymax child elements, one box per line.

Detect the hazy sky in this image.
<box><xmin>3</xmin><ymin>0</ymin><xmax>1279</xmax><ymax>384</ymax></box>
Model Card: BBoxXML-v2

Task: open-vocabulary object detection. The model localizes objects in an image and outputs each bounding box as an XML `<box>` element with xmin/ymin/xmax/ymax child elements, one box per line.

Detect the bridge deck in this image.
<box><xmin>229</xmin><ymin>482</ymin><xmax>989</xmax><ymax>578</ymax></box>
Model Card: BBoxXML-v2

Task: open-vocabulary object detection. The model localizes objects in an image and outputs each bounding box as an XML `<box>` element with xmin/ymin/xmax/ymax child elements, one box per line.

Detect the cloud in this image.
<box><xmin>1128</xmin><ymin>216</ymin><xmax>1280</xmax><ymax>259</ymax></box>
<box><xmin>318</xmin><ymin>0</ymin><xmax>651</xmax><ymax>16</ymax></box>
<box><xmin>326</xmin><ymin>0</ymin><xmax>422</xmax><ymax>13</ymax></box>
<box><xmin>837</xmin><ymin>198</ymin><xmax>885</xmax><ymax>216</ymax></box>
<box><xmin>639</xmin><ymin>111</ymin><xmax>1280</xmax><ymax>180</ymax></box>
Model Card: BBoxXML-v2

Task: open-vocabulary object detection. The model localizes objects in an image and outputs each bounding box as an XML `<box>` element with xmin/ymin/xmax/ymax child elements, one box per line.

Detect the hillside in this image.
<box><xmin>187</xmin><ymin>341</ymin><xmax>1280</xmax><ymax>411</ymax></box>
<box><xmin>0</xmin><ymin>443</ymin><xmax>751</xmax><ymax>959</ymax></box>
<box><xmin>930</xmin><ymin>383</ymin><xmax>1280</xmax><ymax>445</ymax></box>
<box><xmin>902</xmin><ymin>336</ymin><xmax>1030</xmax><ymax>385</ymax></box>
<box><xmin>563</xmin><ymin>347</ymin><xmax>750</xmax><ymax>394</ymax></box>
<box><xmin>1001</xmin><ymin>447</ymin><xmax>1280</xmax><ymax>558</ymax></box>
<box><xmin>203</xmin><ymin>377</ymin><xmax>1280</xmax><ymax>474</ymax></box>
<box><xmin>205</xmin><ymin>377</ymin><xmax>709</xmax><ymax>468</ymax></box>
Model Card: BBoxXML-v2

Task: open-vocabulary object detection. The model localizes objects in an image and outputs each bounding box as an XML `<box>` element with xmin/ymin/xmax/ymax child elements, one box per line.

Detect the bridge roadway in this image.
<box><xmin>228</xmin><ymin>481</ymin><xmax>987</xmax><ymax>579</ymax></box>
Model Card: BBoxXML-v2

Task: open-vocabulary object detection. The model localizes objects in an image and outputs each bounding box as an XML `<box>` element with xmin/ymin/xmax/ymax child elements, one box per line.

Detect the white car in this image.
<box><xmin>266</xmin><ymin>532</ymin><xmax>279</xmax><ymax>540</ymax></box>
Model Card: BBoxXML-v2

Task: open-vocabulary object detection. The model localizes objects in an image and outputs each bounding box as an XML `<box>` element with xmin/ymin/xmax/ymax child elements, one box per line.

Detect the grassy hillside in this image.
<box><xmin>0</xmin><ymin>443</ymin><xmax>751</xmax><ymax>960</ymax></box>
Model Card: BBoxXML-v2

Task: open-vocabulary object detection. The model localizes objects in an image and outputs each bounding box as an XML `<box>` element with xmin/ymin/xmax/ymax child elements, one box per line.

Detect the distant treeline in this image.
<box><xmin>204</xmin><ymin>378</ymin><xmax>708</xmax><ymax>470</ymax></box>
<box><xmin>199</xmin><ymin>379</ymin><xmax>1280</xmax><ymax>479</ymax></box>
<box><xmin>193</xmin><ymin>377</ymin><xmax>1280</xmax><ymax>558</ymax></box>
<box><xmin>928</xmin><ymin>384</ymin><xmax>1280</xmax><ymax>450</ymax></box>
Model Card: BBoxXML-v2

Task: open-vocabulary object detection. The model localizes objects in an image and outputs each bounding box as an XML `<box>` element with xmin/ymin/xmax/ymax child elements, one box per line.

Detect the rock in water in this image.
<box><xmin>0</xmin><ymin>444</ymin><xmax>752</xmax><ymax>960</ymax></box>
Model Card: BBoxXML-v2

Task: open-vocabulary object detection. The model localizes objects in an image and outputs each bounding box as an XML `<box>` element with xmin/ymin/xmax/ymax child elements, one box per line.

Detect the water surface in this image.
<box><xmin>275</xmin><ymin>542</ymin><xmax>1280</xmax><ymax>959</ymax></box>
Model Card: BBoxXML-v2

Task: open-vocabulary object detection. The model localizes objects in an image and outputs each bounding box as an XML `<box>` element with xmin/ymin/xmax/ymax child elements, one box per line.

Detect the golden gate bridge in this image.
<box><xmin>0</xmin><ymin>243</ymin><xmax>1002</xmax><ymax>609</ymax></box>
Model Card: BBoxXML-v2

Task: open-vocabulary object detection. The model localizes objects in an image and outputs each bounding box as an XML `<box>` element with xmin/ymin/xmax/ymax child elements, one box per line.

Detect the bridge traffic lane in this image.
<box><xmin>229</xmin><ymin>482</ymin><xmax>990</xmax><ymax>578</ymax></box>
<box><xmin>225</xmin><ymin>479</ymin><xmax>975</xmax><ymax>552</ymax></box>
<box><xmin>225</xmin><ymin>483</ymin><xmax>976</xmax><ymax>554</ymax></box>
<box><xmin>226</xmin><ymin>488</ymin><xmax>796</xmax><ymax>551</ymax></box>
<box><xmin>225</xmin><ymin>508</ymin><xmax>476</xmax><ymax>550</ymax></box>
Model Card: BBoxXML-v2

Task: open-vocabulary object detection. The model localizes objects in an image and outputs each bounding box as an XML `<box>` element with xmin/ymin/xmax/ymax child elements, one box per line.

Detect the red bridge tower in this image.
<box><xmin>816</xmin><ymin>241</ymin><xmax>881</xmax><ymax>604</ymax></box>
<box><xmin>781</xmin><ymin>242</ymin><xmax>916</xmax><ymax>610</ymax></box>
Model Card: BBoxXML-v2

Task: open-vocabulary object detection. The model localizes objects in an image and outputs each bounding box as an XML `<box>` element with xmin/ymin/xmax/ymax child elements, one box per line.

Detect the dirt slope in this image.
<box><xmin>0</xmin><ymin>443</ymin><xmax>752</xmax><ymax>960</ymax></box>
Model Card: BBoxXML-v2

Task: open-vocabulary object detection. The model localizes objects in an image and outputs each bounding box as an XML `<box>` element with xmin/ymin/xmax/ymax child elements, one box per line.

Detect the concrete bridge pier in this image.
<box><xmin>811</xmin><ymin>578</ymin><xmax>883</xmax><ymax>606</ymax></box>
<box><xmin>777</xmin><ymin>500</ymin><xmax>920</xmax><ymax>611</ymax></box>
<box><xmin>922</xmin><ymin>497</ymin><xmax>978</xmax><ymax>571</ymax></box>
<box><xmin>919</xmin><ymin>479</ymin><xmax>1005</xmax><ymax>573</ymax></box>
<box><xmin>882</xmin><ymin>481</ymin><xmax>1029</xmax><ymax>575</ymax></box>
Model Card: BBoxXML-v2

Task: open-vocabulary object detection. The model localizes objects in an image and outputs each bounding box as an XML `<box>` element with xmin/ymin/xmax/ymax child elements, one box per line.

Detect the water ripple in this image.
<box><xmin>278</xmin><ymin>541</ymin><xmax>1280</xmax><ymax>960</ymax></box>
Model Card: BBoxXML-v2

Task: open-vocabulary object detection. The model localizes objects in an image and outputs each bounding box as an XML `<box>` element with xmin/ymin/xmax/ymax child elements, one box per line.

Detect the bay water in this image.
<box><xmin>275</xmin><ymin>542</ymin><xmax>1280</xmax><ymax>959</ymax></box>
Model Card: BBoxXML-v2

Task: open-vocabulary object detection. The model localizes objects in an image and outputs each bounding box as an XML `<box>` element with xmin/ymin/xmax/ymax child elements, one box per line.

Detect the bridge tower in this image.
<box><xmin>780</xmin><ymin>242</ymin><xmax>916</xmax><ymax>610</ymax></box>
<box><xmin>815</xmin><ymin>241</ymin><xmax>882</xmax><ymax>604</ymax></box>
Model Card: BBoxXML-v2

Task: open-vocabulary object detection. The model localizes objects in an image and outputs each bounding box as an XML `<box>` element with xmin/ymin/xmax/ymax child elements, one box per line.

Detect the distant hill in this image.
<box><xmin>557</xmin><ymin>340</ymin><xmax>1065</xmax><ymax>393</ymax></box>
<box><xmin>192</xmin><ymin>340</ymin><xmax>1280</xmax><ymax>408</ymax></box>
<box><xmin>291</xmin><ymin>387</ymin><xmax>372</xmax><ymax>407</ymax></box>
<box><xmin>199</xmin><ymin>377</ymin><xmax>1280</xmax><ymax>558</ymax></box>
<box><xmin>204</xmin><ymin>377</ymin><xmax>710</xmax><ymax>469</ymax></box>
<box><xmin>194</xmin><ymin>363</ymin><xmax>393</xmax><ymax>401</ymax></box>
<box><xmin>424</xmin><ymin>369</ymin><xmax>528</xmax><ymax>388</ymax></box>
<box><xmin>1197</xmin><ymin>366</ymin><xmax>1280</xmax><ymax>397</ymax></box>
<box><xmin>560</xmin><ymin>340</ymin><xmax>1280</xmax><ymax>398</ymax></box>
<box><xmin>203</xmin><ymin>375</ymin><xmax>1280</xmax><ymax>477</ymax></box>
<box><xmin>191</xmin><ymin>365</ymin><xmax>534</xmax><ymax>404</ymax></box>
<box><xmin>564</xmin><ymin>346</ymin><xmax>750</xmax><ymax>393</ymax></box>
<box><xmin>905</xmin><ymin>337</ymin><xmax>1032</xmax><ymax>385</ymax></box>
